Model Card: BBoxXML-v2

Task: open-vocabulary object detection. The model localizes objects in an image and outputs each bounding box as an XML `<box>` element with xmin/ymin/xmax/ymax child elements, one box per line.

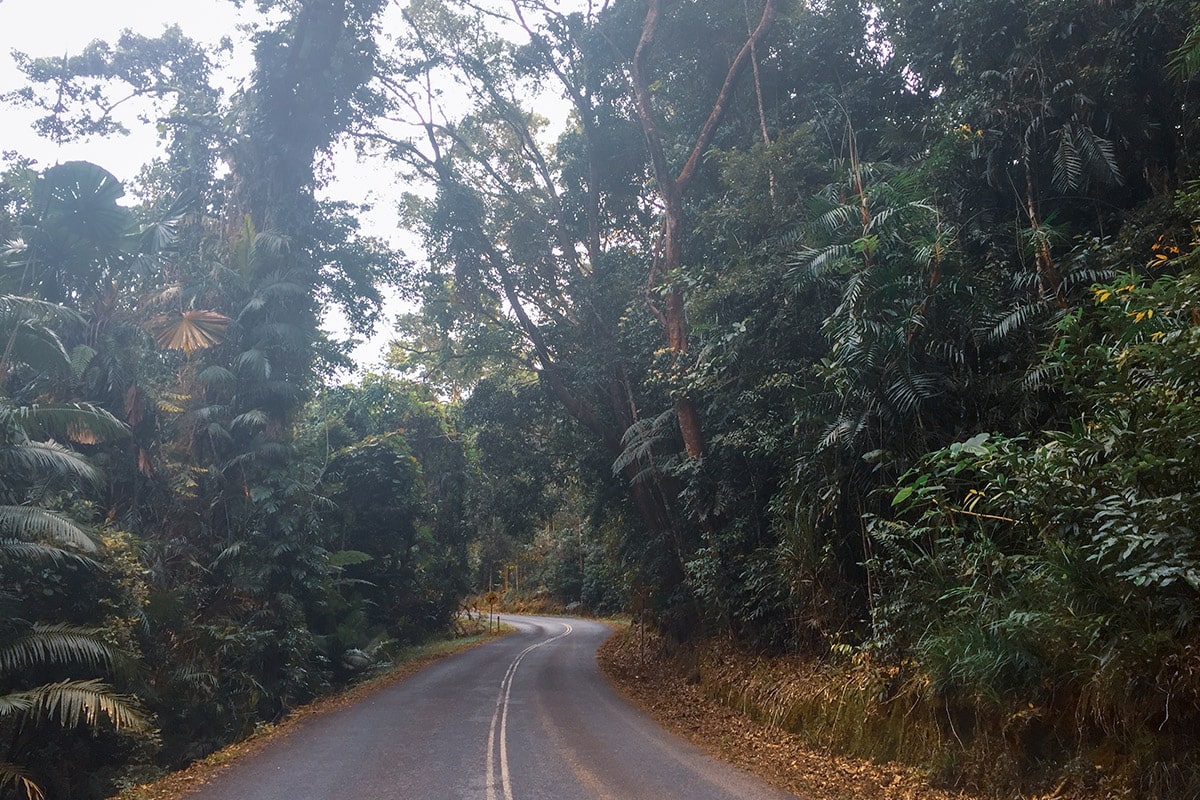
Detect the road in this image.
<box><xmin>185</xmin><ymin>615</ymin><xmax>798</xmax><ymax>800</ymax></box>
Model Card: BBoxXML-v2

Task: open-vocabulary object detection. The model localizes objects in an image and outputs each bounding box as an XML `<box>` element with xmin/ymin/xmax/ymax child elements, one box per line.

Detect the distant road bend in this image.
<box><xmin>187</xmin><ymin>615</ymin><xmax>797</xmax><ymax>800</ymax></box>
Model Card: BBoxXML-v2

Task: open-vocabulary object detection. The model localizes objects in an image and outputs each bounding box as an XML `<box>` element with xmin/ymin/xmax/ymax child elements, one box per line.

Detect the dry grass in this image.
<box><xmin>596</xmin><ymin>626</ymin><xmax>1125</xmax><ymax>800</ymax></box>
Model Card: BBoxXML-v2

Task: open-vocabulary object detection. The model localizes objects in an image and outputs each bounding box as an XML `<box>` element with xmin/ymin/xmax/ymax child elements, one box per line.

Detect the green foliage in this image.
<box><xmin>866</xmin><ymin>213</ymin><xmax>1200</xmax><ymax>789</ymax></box>
<box><xmin>3</xmin><ymin>0</ymin><xmax>1200</xmax><ymax>793</ymax></box>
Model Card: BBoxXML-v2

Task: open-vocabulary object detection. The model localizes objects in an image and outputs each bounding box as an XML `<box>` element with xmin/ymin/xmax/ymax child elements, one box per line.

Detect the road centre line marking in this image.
<box><xmin>486</xmin><ymin>622</ymin><xmax>573</xmax><ymax>800</ymax></box>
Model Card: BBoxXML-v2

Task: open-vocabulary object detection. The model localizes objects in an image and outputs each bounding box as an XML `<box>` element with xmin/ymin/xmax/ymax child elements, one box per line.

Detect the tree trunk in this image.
<box><xmin>630</xmin><ymin>0</ymin><xmax>779</xmax><ymax>461</ymax></box>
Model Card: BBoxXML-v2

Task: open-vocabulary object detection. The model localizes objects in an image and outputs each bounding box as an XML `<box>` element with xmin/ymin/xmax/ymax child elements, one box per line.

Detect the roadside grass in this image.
<box><xmin>113</xmin><ymin>621</ymin><xmax>510</xmax><ymax>800</ymax></box>
<box><xmin>598</xmin><ymin>627</ymin><xmax>1173</xmax><ymax>800</ymax></box>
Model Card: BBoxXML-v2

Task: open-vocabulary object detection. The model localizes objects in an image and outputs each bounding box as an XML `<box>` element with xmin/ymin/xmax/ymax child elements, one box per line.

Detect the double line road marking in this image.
<box><xmin>486</xmin><ymin>621</ymin><xmax>574</xmax><ymax>800</ymax></box>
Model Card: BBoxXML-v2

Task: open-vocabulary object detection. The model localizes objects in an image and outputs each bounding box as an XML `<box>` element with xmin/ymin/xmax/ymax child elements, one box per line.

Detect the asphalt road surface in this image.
<box><xmin>185</xmin><ymin>615</ymin><xmax>799</xmax><ymax>800</ymax></box>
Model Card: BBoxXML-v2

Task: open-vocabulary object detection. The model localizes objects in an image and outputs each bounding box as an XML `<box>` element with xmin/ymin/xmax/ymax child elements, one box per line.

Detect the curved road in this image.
<box><xmin>186</xmin><ymin>615</ymin><xmax>798</xmax><ymax>800</ymax></box>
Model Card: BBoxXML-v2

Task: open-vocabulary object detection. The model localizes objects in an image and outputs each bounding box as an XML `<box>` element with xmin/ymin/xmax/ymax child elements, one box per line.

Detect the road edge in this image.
<box><xmin>113</xmin><ymin>624</ymin><xmax>512</xmax><ymax>800</ymax></box>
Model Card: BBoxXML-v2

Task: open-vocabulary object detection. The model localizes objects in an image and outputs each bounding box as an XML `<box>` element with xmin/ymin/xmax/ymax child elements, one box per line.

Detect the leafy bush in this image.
<box><xmin>867</xmin><ymin>215</ymin><xmax>1200</xmax><ymax>793</ymax></box>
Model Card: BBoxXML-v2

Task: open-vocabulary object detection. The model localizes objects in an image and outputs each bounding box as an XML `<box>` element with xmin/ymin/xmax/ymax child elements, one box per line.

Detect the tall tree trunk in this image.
<box><xmin>629</xmin><ymin>0</ymin><xmax>779</xmax><ymax>460</ymax></box>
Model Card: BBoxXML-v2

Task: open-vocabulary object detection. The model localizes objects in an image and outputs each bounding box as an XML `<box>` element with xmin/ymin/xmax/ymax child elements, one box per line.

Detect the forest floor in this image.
<box><xmin>596</xmin><ymin>625</ymin><xmax>1079</xmax><ymax>800</ymax></box>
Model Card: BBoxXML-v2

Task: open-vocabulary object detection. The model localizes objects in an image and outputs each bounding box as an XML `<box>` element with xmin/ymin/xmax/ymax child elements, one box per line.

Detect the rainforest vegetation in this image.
<box><xmin>2</xmin><ymin>0</ymin><xmax>1200</xmax><ymax>797</ymax></box>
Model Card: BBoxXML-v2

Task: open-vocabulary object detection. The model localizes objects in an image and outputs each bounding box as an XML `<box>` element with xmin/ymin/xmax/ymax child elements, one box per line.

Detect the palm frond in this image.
<box><xmin>0</xmin><ymin>538</ymin><xmax>98</xmax><ymax>566</ymax></box>
<box><xmin>0</xmin><ymin>440</ymin><xmax>103</xmax><ymax>487</ymax></box>
<box><xmin>211</xmin><ymin>541</ymin><xmax>244</xmax><ymax>568</ymax></box>
<box><xmin>32</xmin><ymin>162</ymin><xmax>134</xmax><ymax>243</ymax></box>
<box><xmin>0</xmin><ymin>761</ymin><xmax>45</xmax><ymax>800</ymax></box>
<box><xmin>195</xmin><ymin>365</ymin><xmax>237</xmax><ymax>391</ymax></box>
<box><xmin>1052</xmin><ymin>124</ymin><xmax>1082</xmax><ymax>192</ymax></box>
<box><xmin>815</xmin><ymin>203</ymin><xmax>858</xmax><ymax>233</ymax></box>
<box><xmin>984</xmin><ymin>301</ymin><xmax>1055</xmax><ymax>343</ymax></box>
<box><xmin>1023</xmin><ymin>361</ymin><xmax>1064</xmax><ymax>390</ymax></box>
<box><xmin>1076</xmin><ymin>127</ymin><xmax>1122</xmax><ymax>187</ymax></box>
<box><xmin>189</xmin><ymin>404</ymin><xmax>232</xmax><ymax>425</ymax></box>
<box><xmin>250</xmin><ymin>322</ymin><xmax>308</xmax><ymax>348</ymax></box>
<box><xmin>205</xmin><ymin>423</ymin><xmax>234</xmax><ymax>448</ymax></box>
<box><xmin>885</xmin><ymin>372</ymin><xmax>940</xmax><ymax>414</ymax></box>
<box><xmin>0</xmin><ymin>295</ymin><xmax>84</xmax><ymax>328</ymax></box>
<box><xmin>136</xmin><ymin>190</ymin><xmax>192</xmax><ymax>253</ymax></box>
<box><xmin>0</xmin><ymin>624</ymin><xmax>117</xmax><ymax>672</ymax></box>
<box><xmin>1</xmin><ymin>678</ymin><xmax>149</xmax><ymax>731</ymax></box>
<box><xmin>69</xmin><ymin>345</ymin><xmax>98</xmax><ymax>381</ymax></box>
<box><xmin>0</xmin><ymin>320</ymin><xmax>71</xmax><ymax>378</ymax></box>
<box><xmin>7</xmin><ymin>403</ymin><xmax>128</xmax><ymax>445</ymax></box>
<box><xmin>1169</xmin><ymin>25</ymin><xmax>1200</xmax><ymax>83</ymax></box>
<box><xmin>234</xmin><ymin>348</ymin><xmax>272</xmax><ymax>381</ymax></box>
<box><xmin>0</xmin><ymin>507</ymin><xmax>97</xmax><ymax>551</ymax></box>
<box><xmin>241</xmin><ymin>380</ymin><xmax>300</xmax><ymax>407</ymax></box>
<box><xmin>230</xmin><ymin>409</ymin><xmax>268</xmax><ymax>435</ymax></box>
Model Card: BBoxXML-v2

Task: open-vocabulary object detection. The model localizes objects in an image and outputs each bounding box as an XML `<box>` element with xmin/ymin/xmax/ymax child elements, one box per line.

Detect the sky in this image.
<box><xmin>0</xmin><ymin>0</ymin><xmax>406</xmax><ymax>373</ymax></box>
<box><xmin>0</xmin><ymin>0</ymin><xmax>248</xmax><ymax>175</ymax></box>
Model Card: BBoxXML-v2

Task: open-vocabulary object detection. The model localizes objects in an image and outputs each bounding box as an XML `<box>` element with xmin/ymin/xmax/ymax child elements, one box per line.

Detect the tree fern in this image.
<box><xmin>612</xmin><ymin>409</ymin><xmax>675</xmax><ymax>483</ymax></box>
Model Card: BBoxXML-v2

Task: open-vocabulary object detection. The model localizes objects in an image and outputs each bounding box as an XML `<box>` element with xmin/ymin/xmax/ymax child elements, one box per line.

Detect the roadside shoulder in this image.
<box><xmin>596</xmin><ymin>627</ymin><xmax>975</xmax><ymax>800</ymax></box>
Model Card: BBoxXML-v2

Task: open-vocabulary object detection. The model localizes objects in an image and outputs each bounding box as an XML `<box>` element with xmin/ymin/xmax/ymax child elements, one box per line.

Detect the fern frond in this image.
<box><xmin>613</xmin><ymin>409</ymin><xmax>675</xmax><ymax>477</ymax></box>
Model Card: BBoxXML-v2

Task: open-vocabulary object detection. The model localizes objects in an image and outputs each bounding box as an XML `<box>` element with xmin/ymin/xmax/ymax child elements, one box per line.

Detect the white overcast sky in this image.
<box><xmin>0</xmin><ymin>0</ymin><xmax>249</xmax><ymax>176</ymax></box>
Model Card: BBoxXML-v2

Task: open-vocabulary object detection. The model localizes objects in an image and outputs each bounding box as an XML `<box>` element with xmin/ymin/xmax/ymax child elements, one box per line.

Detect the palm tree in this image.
<box><xmin>0</xmin><ymin>294</ymin><xmax>149</xmax><ymax>800</ymax></box>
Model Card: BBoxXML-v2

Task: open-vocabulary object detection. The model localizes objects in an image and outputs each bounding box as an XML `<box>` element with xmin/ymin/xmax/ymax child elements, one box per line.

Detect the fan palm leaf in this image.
<box><xmin>148</xmin><ymin>310</ymin><xmax>232</xmax><ymax>354</ymax></box>
<box><xmin>31</xmin><ymin>162</ymin><xmax>132</xmax><ymax>244</ymax></box>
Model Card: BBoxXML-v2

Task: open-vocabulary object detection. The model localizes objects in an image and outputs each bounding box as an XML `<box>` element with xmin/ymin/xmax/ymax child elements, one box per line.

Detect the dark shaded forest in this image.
<box><xmin>2</xmin><ymin>0</ymin><xmax>1200</xmax><ymax>797</ymax></box>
